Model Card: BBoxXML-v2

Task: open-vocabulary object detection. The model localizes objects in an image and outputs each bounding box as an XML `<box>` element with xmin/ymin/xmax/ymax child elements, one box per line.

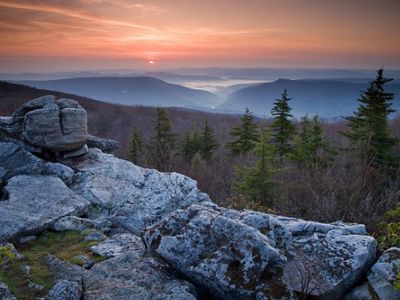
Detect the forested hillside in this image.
<box><xmin>1</xmin><ymin>76</ymin><xmax>399</xmax><ymax>234</ymax></box>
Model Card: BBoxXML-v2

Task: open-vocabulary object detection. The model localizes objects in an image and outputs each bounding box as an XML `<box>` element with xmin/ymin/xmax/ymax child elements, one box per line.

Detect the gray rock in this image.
<box><xmin>90</xmin><ymin>233</ymin><xmax>145</xmax><ymax>258</ymax></box>
<box><xmin>0</xmin><ymin>142</ymin><xmax>74</xmax><ymax>184</ymax></box>
<box><xmin>145</xmin><ymin>204</ymin><xmax>376</xmax><ymax>300</ymax></box>
<box><xmin>0</xmin><ymin>175</ymin><xmax>91</xmax><ymax>242</ymax></box>
<box><xmin>46</xmin><ymin>280</ymin><xmax>82</xmax><ymax>300</ymax></box>
<box><xmin>0</xmin><ymin>95</ymin><xmax>88</xmax><ymax>156</ymax></box>
<box><xmin>368</xmin><ymin>247</ymin><xmax>400</xmax><ymax>300</ymax></box>
<box><xmin>21</xmin><ymin>97</ymin><xmax>88</xmax><ymax>152</ymax></box>
<box><xmin>84</xmin><ymin>251</ymin><xmax>197</xmax><ymax>300</ymax></box>
<box><xmin>345</xmin><ymin>283</ymin><xmax>373</xmax><ymax>300</ymax></box>
<box><xmin>87</xmin><ymin>134</ymin><xmax>119</xmax><ymax>153</ymax></box>
<box><xmin>44</xmin><ymin>255</ymin><xmax>87</xmax><ymax>282</ymax></box>
<box><xmin>0</xmin><ymin>281</ymin><xmax>17</xmax><ymax>300</ymax></box>
<box><xmin>84</xmin><ymin>231</ymin><xmax>107</xmax><ymax>242</ymax></box>
<box><xmin>45</xmin><ymin>248</ymin><xmax>197</xmax><ymax>299</ymax></box>
<box><xmin>52</xmin><ymin>216</ymin><xmax>111</xmax><ymax>232</ymax></box>
<box><xmin>68</xmin><ymin>148</ymin><xmax>210</xmax><ymax>231</ymax></box>
<box><xmin>28</xmin><ymin>281</ymin><xmax>44</xmax><ymax>290</ymax></box>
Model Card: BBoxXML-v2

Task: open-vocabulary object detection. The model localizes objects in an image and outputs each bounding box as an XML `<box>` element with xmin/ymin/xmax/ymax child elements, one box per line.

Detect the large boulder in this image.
<box><xmin>67</xmin><ymin>148</ymin><xmax>210</xmax><ymax>231</ymax></box>
<box><xmin>145</xmin><ymin>203</ymin><xmax>376</xmax><ymax>299</ymax></box>
<box><xmin>346</xmin><ymin>247</ymin><xmax>400</xmax><ymax>300</ymax></box>
<box><xmin>0</xmin><ymin>175</ymin><xmax>91</xmax><ymax>242</ymax></box>
<box><xmin>0</xmin><ymin>96</ymin><xmax>88</xmax><ymax>156</ymax></box>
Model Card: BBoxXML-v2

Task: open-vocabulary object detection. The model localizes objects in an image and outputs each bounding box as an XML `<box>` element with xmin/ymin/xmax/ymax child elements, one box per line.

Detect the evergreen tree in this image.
<box><xmin>343</xmin><ymin>68</ymin><xmax>397</xmax><ymax>166</ymax></box>
<box><xmin>270</xmin><ymin>89</ymin><xmax>296</xmax><ymax>162</ymax></box>
<box><xmin>227</xmin><ymin>108</ymin><xmax>260</xmax><ymax>155</ymax></box>
<box><xmin>233</xmin><ymin>130</ymin><xmax>276</xmax><ymax>207</ymax></box>
<box><xmin>126</xmin><ymin>127</ymin><xmax>143</xmax><ymax>164</ymax></box>
<box><xmin>181</xmin><ymin>130</ymin><xmax>202</xmax><ymax>161</ymax></box>
<box><xmin>201</xmin><ymin>120</ymin><xmax>219</xmax><ymax>161</ymax></box>
<box><xmin>291</xmin><ymin>115</ymin><xmax>335</xmax><ymax>168</ymax></box>
<box><xmin>148</xmin><ymin>108</ymin><xmax>176</xmax><ymax>171</ymax></box>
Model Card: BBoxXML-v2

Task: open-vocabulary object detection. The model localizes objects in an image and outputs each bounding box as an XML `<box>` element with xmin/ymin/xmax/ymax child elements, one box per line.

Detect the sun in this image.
<box><xmin>149</xmin><ymin>60</ymin><xmax>155</xmax><ymax>64</ymax></box>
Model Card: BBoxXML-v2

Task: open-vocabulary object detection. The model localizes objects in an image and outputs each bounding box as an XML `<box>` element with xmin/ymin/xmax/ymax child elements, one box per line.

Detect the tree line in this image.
<box><xmin>126</xmin><ymin>69</ymin><xmax>399</xmax><ymax>232</ymax></box>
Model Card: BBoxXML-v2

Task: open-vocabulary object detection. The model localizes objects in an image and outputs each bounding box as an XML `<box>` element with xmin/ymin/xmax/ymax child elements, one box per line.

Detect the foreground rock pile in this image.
<box><xmin>0</xmin><ymin>96</ymin><xmax>399</xmax><ymax>300</ymax></box>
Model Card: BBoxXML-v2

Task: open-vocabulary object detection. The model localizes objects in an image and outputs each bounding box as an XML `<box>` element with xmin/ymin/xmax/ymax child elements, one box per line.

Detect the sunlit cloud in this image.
<box><xmin>0</xmin><ymin>0</ymin><xmax>399</xmax><ymax>71</ymax></box>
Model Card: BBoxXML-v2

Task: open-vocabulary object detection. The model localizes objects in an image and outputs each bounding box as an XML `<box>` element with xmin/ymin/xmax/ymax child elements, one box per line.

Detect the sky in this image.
<box><xmin>0</xmin><ymin>0</ymin><xmax>399</xmax><ymax>72</ymax></box>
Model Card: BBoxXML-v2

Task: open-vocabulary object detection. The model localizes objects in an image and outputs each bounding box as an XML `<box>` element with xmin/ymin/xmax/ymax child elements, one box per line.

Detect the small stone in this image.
<box><xmin>28</xmin><ymin>281</ymin><xmax>44</xmax><ymax>290</ymax></box>
<box><xmin>20</xmin><ymin>264</ymin><xmax>31</xmax><ymax>276</ymax></box>
<box><xmin>46</xmin><ymin>280</ymin><xmax>82</xmax><ymax>300</ymax></box>
<box><xmin>84</xmin><ymin>231</ymin><xmax>107</xmax><ymax>242</ymax></box>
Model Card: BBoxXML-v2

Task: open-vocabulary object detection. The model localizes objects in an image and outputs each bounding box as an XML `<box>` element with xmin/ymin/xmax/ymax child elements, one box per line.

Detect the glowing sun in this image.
<box><xmin>149</xmin><ymin>60</ymin><xmax>155</xmax><ymax>64</ymax></box>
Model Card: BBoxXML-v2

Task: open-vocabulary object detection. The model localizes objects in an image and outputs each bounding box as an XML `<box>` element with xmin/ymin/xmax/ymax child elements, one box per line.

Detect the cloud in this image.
<box><xmin>0</xmin><ymin>0</ymin><xmax>159</xmax><ymax>32</ymax></box>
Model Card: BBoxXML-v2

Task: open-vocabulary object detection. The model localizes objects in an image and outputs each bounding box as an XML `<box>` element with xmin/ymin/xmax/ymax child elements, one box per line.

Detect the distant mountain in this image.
<box><xmin>0</xmin><ymin>81</ymin><xmax>241</xmax><ymax>157</ymax></box>
<box><xmin>19</xmin><ymin>77</ymin><xmax>221</xmax><ymax>109</ymax></box>
<box><xmin>219</xmin><ymin>78</ymin><xmax>400</xmax><ymax>118</ymax></box>
<box><xmin>142</xmin><ymin>72</ymin><xmax>222</xmax><ymax>82</ymax></box>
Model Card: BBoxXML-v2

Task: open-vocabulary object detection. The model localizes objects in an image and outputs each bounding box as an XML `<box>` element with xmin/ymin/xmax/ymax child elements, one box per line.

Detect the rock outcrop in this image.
<box><xmin>0</xmin><ymin>96</ymin><xmax>88</xmax><ymax>157</ymax></box>
<box><xmin>144</xmin><ymin>203</ymin><xmax>376</xmax><ymax>299</ymax></box>
<box><xmin>67</xmin><ymin>148</ymin><xmax>210</xmax><ymax>231</ymax></box>
<box><xmin>0</xmin><ymin>97</ymin><xmax>391</xmax><ymax>300</ymax></box>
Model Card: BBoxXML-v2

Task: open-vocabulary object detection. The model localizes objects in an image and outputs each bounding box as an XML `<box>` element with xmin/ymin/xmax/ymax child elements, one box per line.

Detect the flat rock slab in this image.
<box><xmin>90</xmin><ymin>233</ymin><xmax>145</xmax><ymax>258</ymax></box>
<box><xmin>145</xmin><ymin>203</ymin><xmax>376</xmax><ymax>300</ymax></box>
<box><xmin>0</xmin><ymin>175</ymin><xmax>91</xmax><ymax>242</ymax></box>
<box><xmin>68</xmin><ymin>149</ymin><xmax>210</xmax><ymax>231</ymax></box>
<box><xmin>45</xmin><ymin>242</ymin><xmax>197</xmax><ymax>300</ymax></box>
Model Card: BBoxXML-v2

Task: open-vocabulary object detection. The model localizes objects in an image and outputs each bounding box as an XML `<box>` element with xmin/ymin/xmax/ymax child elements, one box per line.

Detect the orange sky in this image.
<box><xmin>0</xmin><ymin>0</ymin><xmax>399</xmax><ymax>72</ymax></box>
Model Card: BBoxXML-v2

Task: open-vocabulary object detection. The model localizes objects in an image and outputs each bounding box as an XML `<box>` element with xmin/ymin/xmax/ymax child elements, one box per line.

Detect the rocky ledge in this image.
<box><xmin>0</xmin><ymin>96</ymin><xmax>398</xmax><ymax>300</ymax></box>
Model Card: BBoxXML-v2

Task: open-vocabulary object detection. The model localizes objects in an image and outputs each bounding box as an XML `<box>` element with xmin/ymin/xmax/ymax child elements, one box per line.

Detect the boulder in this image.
<box><xmin>0</xmin><ymin>142</ymin><xmax>74</xmax><ymax>184</ymax></box>
<box><xmin>68</xmin><ymin>148</ymin><xmax>210</xmax><ymax>231</ymax></box>
<box><xmin>0</xmin><ymin>175</ymin><xmax>91</xmax><ymax>242</ymax></box>
<box><xmin>145</xmin><ymin>203</ymin><xmax>376</xmax><ymax>300</ymax></box>
<box><xmin>46</xmin><ymin>280</ymin><xmax>82</xmax><ymax>300</ymax></box>
<box><xmin>367</xmin><ymin>247</ymin><xmax>400</xmax><ymax>299</ymax></box>
<box><xmin>87</xmin><ymin>134</ymin><xmax>119</xmax><ymax>153</ymax></box>
<box><xmin>0</xmin><ymin>96</ymin><xmax>88</xmax><ymax>155</ymax></box>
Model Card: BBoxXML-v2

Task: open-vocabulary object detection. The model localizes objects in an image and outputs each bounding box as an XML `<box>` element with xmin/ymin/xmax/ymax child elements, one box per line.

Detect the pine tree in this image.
<box><xmin>270</xmin><ymin>89</ymin><xmax>296</xmax><ymax>162</ymax></box>
<box><xmin>181</xmin><ymin>130</ymin><xmax>202</xmax><ymax>161</ymax></box>
<box><xmin>291</xmin><ymin>115</ymin><xmax>335</xmax><ymax>168</ymax></box>
<box><xmin>227</xmin><ymin>108</ymin><xmax>260</xmax><ymax>155</ymax></box>
<box><xmin>148</xmin><ymin>108</ymin><xmax>176</xmax><ymax>171</ymax></box>
<box><xmin>201</xmin><ymin>120</ymin><xmax>218</xmax><ymax>161</ymax></box>
<box><xmin>126</xmin><ymin>127</ymin><xmax>143</xmax><ymax>164</ymax></box>
<box><xmin>233</xmin><ymin>130</ymin><xmax>276</xmax><ymax>207</ymax></box>
<box><xmin>343</xmin><ymin>68</ymin><xmax>397</xmax><ymax>166</ymax></box>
